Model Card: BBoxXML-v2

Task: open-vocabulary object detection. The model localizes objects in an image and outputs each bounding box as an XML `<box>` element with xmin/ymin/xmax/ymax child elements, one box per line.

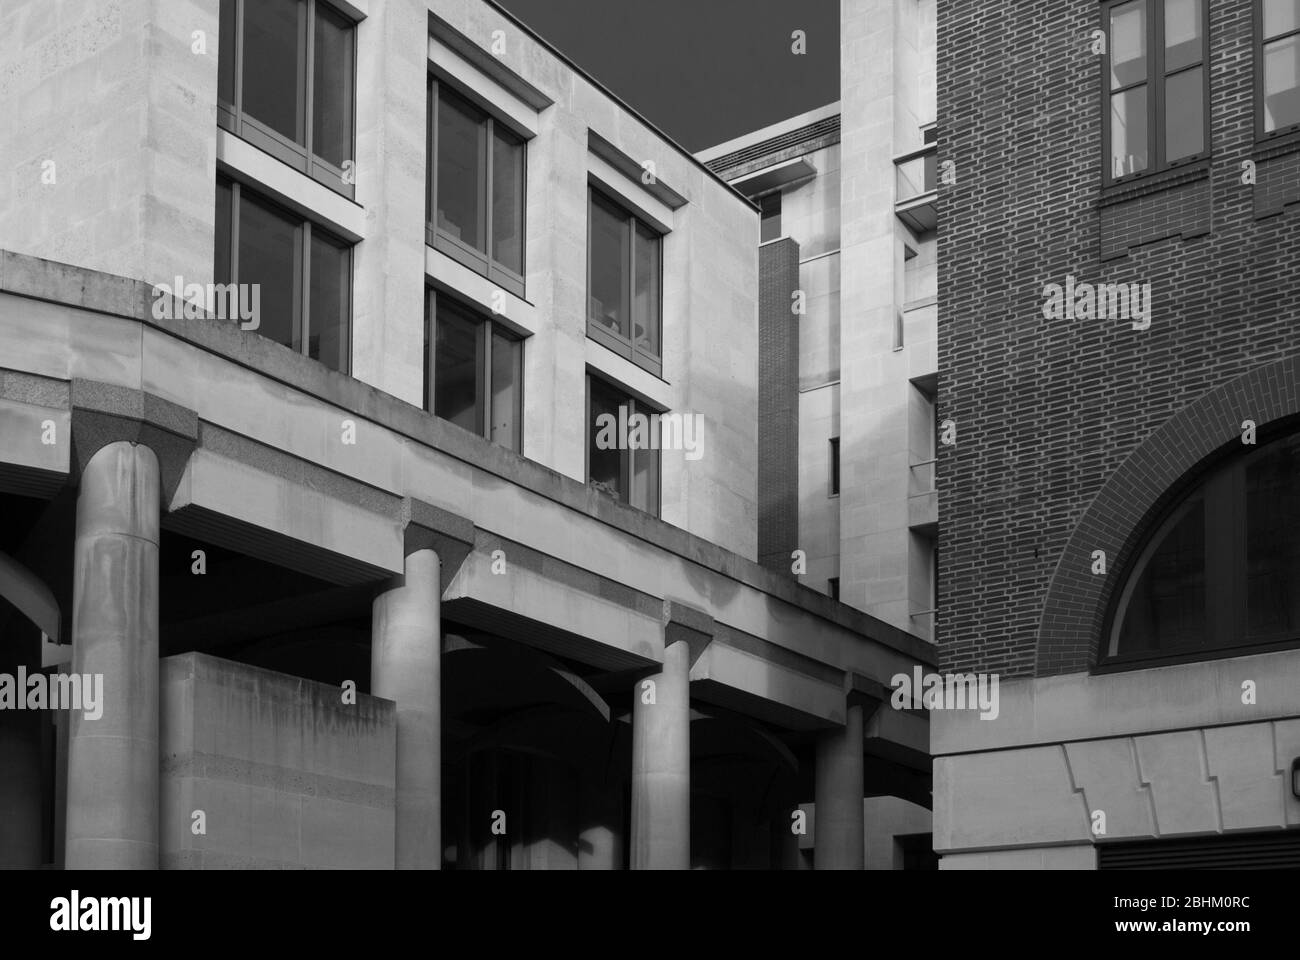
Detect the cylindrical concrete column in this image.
<box><xmin>65</xmin><ymin>441</ymin><xmax>161</xmax><ymax>869</ymax></box>
<box><xmin>371</xmin><ymin>548</ymin><xmax>441</xmax><ymax>869</ymax></box>
<box><xmin>814</xmin><ymin>701</ymin><xmax>864</xmax><ymax>870</ymax></box>
<box><xmin>630</xmin><ymin>639</ymin><xmax>690</xmax><ymax>869</ymax></box>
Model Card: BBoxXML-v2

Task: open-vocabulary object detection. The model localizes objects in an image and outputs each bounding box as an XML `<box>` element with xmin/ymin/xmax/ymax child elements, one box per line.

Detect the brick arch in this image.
<box><xmin>1035</xmin><ymin>355</ymin><xmax>1300</xmax><ymax>676</ymax></box>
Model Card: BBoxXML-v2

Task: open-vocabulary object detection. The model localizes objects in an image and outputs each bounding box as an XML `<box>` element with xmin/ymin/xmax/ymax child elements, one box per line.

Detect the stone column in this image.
<box><xmin>65</xmin><ymin>441</ymin><xmax>160</xmax><ymax>869</ymax></box>
<box><xmin>630</xmin><ymin>638</ymin><xmax>691</xmax><ymax>869</ymax></box>
<box><xmin>371</xmin><ymin>547</ymin><xmax>441</xmax><ymax>869</ymax></box>
<box><xmin>814</xmin><ymin>701</ymin><xmax>864</xmax><ymax>869</ymax></box>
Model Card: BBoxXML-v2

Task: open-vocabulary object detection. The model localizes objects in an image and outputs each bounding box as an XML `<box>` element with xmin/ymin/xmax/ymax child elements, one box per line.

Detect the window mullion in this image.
<box><xmin>655</xmin><ymin>231</ymin><xmax>662</xmax><ymax>356</ymax></box>
<box><xmin>1231</xmin><ymin>464</ymin><xmax>1249</xmax><ymax>642</ymax></box>
<box><xmin>1256</xmin><ymin>0</ymin><xmax>1264</xmax><ymax>139</ymax></box>
<box><xmin>478</xmin><ymin>117</ymin><xmax>488</xmax><ymax>257</ymax></box>
<box><xmin>234</xmin><ymin>0</ymin><xmax>245</xmax><ymax>115</ymax></box>
<box><xmin>429</xmin><ymin>81</ymin><xmax>438</xmax><ymax>231</ymax></box>
<box><xmin>586</xmin><ymin>189</ymin><xmax>593</xmax><ymax>333</ymax></box>
<box><xmin>485</xmin><ymin>118</ymin><xmax>494</xmax><ymax>270</ymax></box>
<box><xmin>1204</xmin><ymin>470</ymin><xmax>1237</xmax><ymax>648</ymax></box>
<box><xmin>426</xmin><ymin>289</ymin><xmax>437</xmax><ymax>412</ymax></box>
<box><xmin>482</xmin><ymin>318</ymin><xmax>493</xmax><ymax>440</ymax></box>
<box><xmin>230</xmin><ymin>181</ymin><xmax>241</xmax><ymax>286</ymax></box>
<box><xmin>304</xmin><ymin>0</ymin><xmax>315</xmax><ymax>158</ymax></box>
<box><xmin>300</xmin><ymin>221</ymin><xmax>312</xmax><ymax>356</ymax></box>
<box><xmin>1103</xmin><ymin>3</ymin><xmax>1111</xmax><ymax>184</ymax></box>
<box><xmin>295</xmin><ymin>0</ymin><xmax>308</xmax><ymax>149</ymax></box>
<box><xmin>625</xmin><ymin>214</ymin><xmax>635</xmax><ymax>354</ymax></box>
<box><xmin>477</xmin><ymin>318</ymin><xmax>489</xmax><ymax>438</ymax></box>
<box><xmin>1152</xmin><ymin>4</ymin><xmax>1165</xmax><ymax>172</ymax></box>
<box><xmin>622</xmin><ymin>400</ymin><xmax>633</xmax><ymax>504</ymax></box>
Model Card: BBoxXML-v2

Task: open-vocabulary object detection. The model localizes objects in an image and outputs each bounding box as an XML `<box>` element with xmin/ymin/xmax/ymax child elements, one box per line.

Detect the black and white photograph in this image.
<box><xmin>0</xmin><ymin>0</ymin><xmax>1296</xmax><ymax>941</ymax></box>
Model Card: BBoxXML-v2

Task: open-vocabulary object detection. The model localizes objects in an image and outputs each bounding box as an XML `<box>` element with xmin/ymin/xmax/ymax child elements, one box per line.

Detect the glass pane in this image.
<box><xmin>633</xmin><ymin>223</ymin><xmax>660</xmax><ymax>357</ymax></box>
<box><xmin>588</xmin><ymin>378</ymin><xmax>623</xmax><ymax>500</ymax></box>
<box><xmin>242</xmin><ymin>0</ymin><xmax>303</xmax><ymax>143</ymax></box>
<box><xmin>308</xmin><ymin>231</ymin><xmax>349</xmax><ymax>373</ymax></box>
<box><xmin>1264</xmin><ymin>36</ymin><xmax>1300</xmax><ymax>132</ymax></box>
<box><xmin>312</xmin><ymin>3</ymin><xmax>354</xmax><ymax>167</ymax></box>
<box><xmin>1163</xmin><ymin>0</ymin><xmax>1201</xmax><ymax>72</ymax></box>
<box><xmin>1263</xmin><ymin>0</ymin><xmax>1300</xmax><ymax>39</ymax></box>
<box><xmin>631</xmin><ymin>443</ymin><xmax>659</xmax><ymax>515</ymax></box>
<box><xmin>491</xmin><ymin>126</ymin><xmax>524</xmax><ymax>274</ymax></box>
<box><xmin>1116</xmin><ymin>494</ymin><xmax>1206</xmax><ymax>653</ymax></box>
<box><xmin>1110</xmin><ymin>0</ymin><xmax>1147</xmax><ymax>89</ymax></box>
<box><xmin>218</xmin><ymin>0</ymin><xmax>235</xmax><ymax>106</ymax></box>
<box><xmin>1165</xmin><ymin>67</ymin><xmax>1203</xmax><ymax>161</ymax></box>
<box><xmin>238</xmin><ymin>193</ymin><xmax>298</xmax><ymax>352</ymax></box>
<box><xmin>436</xmin><ymin>89</ymin><xmax>485</xmax><ymax>250</ymax></box>
<box><xmin>434</xmin><ymin>302</ymin><xmax>481</xmax><ymax>433</ymax></box>
<box><xmin>1247</xmin><ymin>435</ymin><xmax>1300</xmax><ymax>639</ymax></box>
<box><xmin>490</xmin><ymin>329</ymin><xmax>521</xmax><ymax>451</ymax></box>
<box><xmin>1110</xmin><ymin>86</ymin><xmax>1149</xmax><ymax>178</ymax></box>
<box><xmin>589</xmin><ymin>194</ymin><xmax>629</xmax><ymax>339</ymax></box>
<box><xmin>215</xmin><ymin>179</ymin><xmax>232</xmax><ymax>284</ymax></box>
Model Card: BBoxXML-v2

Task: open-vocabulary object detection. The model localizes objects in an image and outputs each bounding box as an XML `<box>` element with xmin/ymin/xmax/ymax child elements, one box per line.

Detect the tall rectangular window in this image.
<box><xmin>428</xmin><ymin>79</ymin><xmax>527</xmax><ymax>297</ymax></box>
<box><xmin>587</xmin><ymin>188</ymin><xmax>663</xmax><ymax>376</ymax></box>
<box><xmin>1259</xmin><ymin>0</ymin><xmax>1300</xmax><ymax>136</ymax></box>
<box><xmin>587</xmin><ymin>376</ymin><xmax>660</xmax><ymax>516</ymax></box>
<box><xmin>217</xmin><ymin>0</ymin><xmax>356</xmax><ymax>196</ymax></box>
<box><xmin>214</xmin><ymin>176</ymin><xmax>352</xmax><ymax>374</ymax></box>
<box><xmin>309</xmin><ymin>230</ymin><xmax>351</xmax><ymax>372</ymax></box>
<box><xmin>425</xmin><ymin>290</ymin><xmax>523</xmax><ymax>452</ymax></box>
<box><xmin>312</xmin><ymin>2</ymin><xmax>355</xmax><ymax>168</ymax></box>
<box><xmin>1103</xmin><ymin>0</ymin><xmax>1208</xmax><ymax>184</ymax></box>
<box><xmin>829</xmin><ymin>437</ymin><xmax>841</xmax><ymax>496</ymax></box>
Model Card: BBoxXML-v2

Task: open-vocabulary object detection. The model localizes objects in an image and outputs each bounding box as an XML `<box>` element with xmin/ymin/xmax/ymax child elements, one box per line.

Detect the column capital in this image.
<box><xmin>70</xmin><ymin>380</ymin><xmax>197</xmax><ymax>505</ymax></box>
<box><xmin>662</xmin><ymin>598</ymin><xmax>712</xmax><ymax>667</ymax></box>
<box><xmin>398</xmin><ymin>497</ymin><xmax>474</xmax><ymax>592</ymax></box>
<box><xmin>844</xmin><ymin>671</ymin><xmax>888</xmax><ymax>719</ymax></box>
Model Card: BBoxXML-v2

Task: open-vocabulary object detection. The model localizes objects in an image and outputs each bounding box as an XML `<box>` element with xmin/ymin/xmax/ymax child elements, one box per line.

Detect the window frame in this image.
<box><xmin>426</xmin><ymin>76</ymin><xmax>528</xmax><ymax>299</ymax></box>
<box><xmin>215</xmin><ymin>175</ymin><xmax>353</xmax><ymax>374</ymax></box>
<box><xmin>1100</xmin><ymin>0</ymin><xmax>1212</xmax><ymax>187</ymax></box>
<box><xmin>217</xmin><ymin>0</ymin><xmax>357</xmax><ymax>199</ymax></box>
<box><xmin>585</xmin><ymin>187</ymin><xmax>664</xmax><ymax>377</ymax></box>
<box><xmin>584</xmin><ymin>373</ymin><xmax>661</xmax><ymax>518</ymax></box>
<box><xmin>829</xmin><ymin>437</ymin><xmax>841</xmax><ymax>497</ymax></box>
<box><xmin>424</xmin><ymin>287</ymin><xmax>525</xmax><ymax>452</ymax></box>
<box><xmin>1101</xmin><ymin>427</ymin><xmax>1300</xmax><ymax>670</ymax></box>
<box><xmin>1254</xmin><ymin>0</ymin><xmax>1300</xmax><ymax>141</ymax></box>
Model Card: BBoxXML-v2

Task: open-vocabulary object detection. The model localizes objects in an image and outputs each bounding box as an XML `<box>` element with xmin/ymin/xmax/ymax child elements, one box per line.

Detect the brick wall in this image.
<box><xmin>758</xmin><ymin>237</ymin><xmax>800</xmax><ymax>573</ymax></box>
<box><xmin>937</xmin><ymin>0</ymin><xmax>1300</xmax><ymax>678</ymax></box>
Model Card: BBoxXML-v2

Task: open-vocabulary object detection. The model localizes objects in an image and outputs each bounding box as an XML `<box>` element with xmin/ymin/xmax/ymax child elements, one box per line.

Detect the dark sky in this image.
<box><xmin>493</xmin><ymin>0</ymin><xmax>839</xmax><ymax>152</ymax></box>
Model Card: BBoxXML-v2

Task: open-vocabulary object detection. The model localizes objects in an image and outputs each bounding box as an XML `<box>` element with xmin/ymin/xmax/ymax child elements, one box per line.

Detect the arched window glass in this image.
<box><xmin>1108</xmin><ymin>428</ymin><xmax>1300</xmax><ymax>661</ymax></box>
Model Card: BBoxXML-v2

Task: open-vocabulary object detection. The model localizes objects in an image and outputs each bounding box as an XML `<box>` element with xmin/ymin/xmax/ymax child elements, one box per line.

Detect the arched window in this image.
<box><xmin>1107</xmin><ymin>426</ymin><xmax>1300</xmax><ymax>663</ymax></box>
